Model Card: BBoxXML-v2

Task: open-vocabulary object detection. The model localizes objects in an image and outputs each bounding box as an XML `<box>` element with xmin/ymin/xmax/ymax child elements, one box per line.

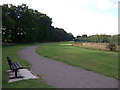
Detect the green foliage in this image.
<box><xmin>109</xmin><ymin>34</ymin><xmax>120</xmax><ymax>46</ymax></box>
<box><xmin>75</xmin><ymin>34</ymin><xmax>111</xmax><ymax>43</ymax></box>
<box><xmin>107</xmin><ymin>34</ymin><xmax>120</xmax><ymax>51</ymax></box>
<box><xmin>107</xmin><ymin>43</ymin><xmax>117</xmax><ymax>51</ymax></box>
<box><xmin>82</xmin><ymin>34</ymin><xmax>87</xmax><ymax>38</ymax></box>
<box><xmin>75</xmin><ymin>34</ymin><xmax>120</xmax><ymax>47</ymax></box>
<box><xmin>36</xmin><ymin>43</ymin><xmax>118</xmax><ymax>79</ymax></box>
<box><xmin>2</xmin><ymin>4</ymin><xmax>74</xmax><ymax>43</ymax></box>
<box><xmin>88</xmin><ymin>34</ymin><xmax>111</xmax><ymax>43</ymax></box>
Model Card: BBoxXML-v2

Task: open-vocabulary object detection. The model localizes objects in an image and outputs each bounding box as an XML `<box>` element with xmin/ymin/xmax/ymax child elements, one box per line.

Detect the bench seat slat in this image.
<box><xmin>13</xmin><ymin>62</ymin><xmax>23</xmax><ymax>69</ymax></box>
<box><xmin>12</xmin><ymin>64</ymin><xmax>18</xmax><ymax>70</ymax></box>
<box><xmin>14</xmin><ymin>63</ymin><xmax>20</xmax><ymax>69</ymax></box>
<box><xmin>15</xmin><ymin>62</ymin><xmax>23</xmax><ymax>68</ymax></box>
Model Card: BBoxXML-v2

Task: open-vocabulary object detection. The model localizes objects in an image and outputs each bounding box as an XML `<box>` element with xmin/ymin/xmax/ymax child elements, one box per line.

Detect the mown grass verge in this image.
<box><xmin>2</xmin><ymin>43</ymin><xmax>53</xmax><ymax>88</ymax></box>
<box><xmin>36</xmin><ymin>42</ymin><xmax>119</xmax><ymax>79</ymax></box>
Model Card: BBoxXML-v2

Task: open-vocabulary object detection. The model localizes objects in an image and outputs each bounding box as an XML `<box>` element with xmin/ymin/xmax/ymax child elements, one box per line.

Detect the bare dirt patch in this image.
<box><xmin>74</xmin><ymin>42</ymin><xmax>108</xmax><ymax>50</ymax></box>
<box><xmin>74</xmin><ymin>42</ymin><xmax>120</xmax><ymax>51</ymax></box>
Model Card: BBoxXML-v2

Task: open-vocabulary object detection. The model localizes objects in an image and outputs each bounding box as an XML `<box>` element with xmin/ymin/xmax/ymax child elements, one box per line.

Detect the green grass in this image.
<box><xmin>2</xmin><ymin>43</ymin><xmax>53</xmax><ymax>88</ymax></box>
<box><xmin>36</xmin><ymin>42</ymin><xmax>119</xmax><ymax>79</ymax></box>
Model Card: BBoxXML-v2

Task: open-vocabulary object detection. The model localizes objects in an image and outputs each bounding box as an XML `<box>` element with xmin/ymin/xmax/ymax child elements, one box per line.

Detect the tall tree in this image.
<box><xmin>2</xmin><ymin>4</ymin><xmax>74</xmax><ymax>43</ymax></box>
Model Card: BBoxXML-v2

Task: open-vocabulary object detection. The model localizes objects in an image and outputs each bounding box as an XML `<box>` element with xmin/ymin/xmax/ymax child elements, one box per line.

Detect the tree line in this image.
<box><xmin>75</xmin><ymin>34</ymin><xmax>120</xmax><ymax>51</ymax></box>
<box><xmin>2</xmin><ymin>4</ymin><xmax>74</xmax><ymax>43</ymax></box>
<box><xmin>75</xmin><ymin>34</ymin><xmax>119</xmax><ymax>45</ymax></box>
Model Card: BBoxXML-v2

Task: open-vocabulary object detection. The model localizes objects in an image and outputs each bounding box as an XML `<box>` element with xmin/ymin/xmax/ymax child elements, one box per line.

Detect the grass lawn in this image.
<box><xmin>2</xmin><ymin>43</ymin><xmax>53</xmax><ymax>88</ymax></box>
<box><xmin>36</xmin><ymin>42</ymin><xmax>119</xmax><ymax>79</ymax></box>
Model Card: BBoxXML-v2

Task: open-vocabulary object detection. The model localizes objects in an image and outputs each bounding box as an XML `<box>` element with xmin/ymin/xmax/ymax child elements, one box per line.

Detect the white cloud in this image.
<box><xmin>94</xmin><ymin>0</ymin><xmax>118</xmax><ymax>10</ymax></box>
<box><xmin>62</xmin><ymin>11</ymin><xmax>117</xmax><ymax>36</ymax></box>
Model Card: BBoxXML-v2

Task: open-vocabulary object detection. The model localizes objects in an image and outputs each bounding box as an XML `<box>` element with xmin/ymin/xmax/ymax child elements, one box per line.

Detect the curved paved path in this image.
<box><xmin>19</xmin><ymin>44</ymin><xmax>118</xmax><ymax>88</ymax></box>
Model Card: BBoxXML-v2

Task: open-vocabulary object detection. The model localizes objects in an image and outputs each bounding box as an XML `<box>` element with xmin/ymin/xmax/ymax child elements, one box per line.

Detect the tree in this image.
<box><xmin>107</xmin><ymin>43</ymin><xmax>117</xmax><ymax>51</ymax></box>
<box><xmin>2</xmin><ymin>4</ymin><xmax>74</xmax><ymax>43</ymax></box>
<box><xmin>82</xmin><ymin>34</ymin><xmax>87</xmax><ymax>38</ymax></box>
<box><xmin>77</xmin><ymin>35</ymin><xmax>81</xmax><ymax>38</ymax></box>
<box><xmin>2</xmin><ymin>5</ymin><xmax>16</xmax><ymax>42</ymax></box>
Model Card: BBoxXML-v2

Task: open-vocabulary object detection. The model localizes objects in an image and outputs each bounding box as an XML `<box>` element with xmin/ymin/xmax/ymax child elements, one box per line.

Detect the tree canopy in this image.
<box><xmin>2</xmin><ymin>4</ymin><xmax>74</xmax><ymax>43</ymax></box>
<box><xmin>75</xmin><ymin>34</ymin><xmax>119</xmax><ymax>46</ymax></box>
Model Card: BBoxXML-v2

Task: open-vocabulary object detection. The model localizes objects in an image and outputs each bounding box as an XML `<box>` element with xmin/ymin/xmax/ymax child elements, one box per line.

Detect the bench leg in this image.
<box><xmin>15</xmin><ymin>69</ymin><xmax>24</xmax><ymax>78</ymax></box>
<box><xmin>9</xmin><ymin>69</ymin><xmax>24</xmax><ymax>79</ymax></box>
<box><xmin>15</xmin><ymin>69</ymin><xmax>17</xmax><ymax>78</ymax></box>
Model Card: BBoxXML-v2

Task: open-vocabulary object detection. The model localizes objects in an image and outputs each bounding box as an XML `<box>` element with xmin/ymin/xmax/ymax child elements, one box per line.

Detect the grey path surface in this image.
<box><xmin>19</xmin><ymin>44</ymin><xmax>118</xmax><ymax>88</ymax></box>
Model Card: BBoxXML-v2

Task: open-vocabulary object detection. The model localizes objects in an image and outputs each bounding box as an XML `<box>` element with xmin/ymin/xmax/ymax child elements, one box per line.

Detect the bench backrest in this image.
<box><xmin>7</xmin><ymin>56</ymin><xmax>13</xmax><ymax>70</ymax></box>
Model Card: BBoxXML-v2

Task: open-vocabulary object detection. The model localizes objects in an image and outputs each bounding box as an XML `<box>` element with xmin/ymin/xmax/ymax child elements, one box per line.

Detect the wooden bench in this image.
<box><xmin>7</xmin><ymin>56</ymin><xmax>23</xmax><ymax>78</ymax></box>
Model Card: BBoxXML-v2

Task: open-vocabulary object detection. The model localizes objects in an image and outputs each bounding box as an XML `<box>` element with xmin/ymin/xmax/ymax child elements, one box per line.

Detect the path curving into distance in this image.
<box><xmin>19</xmin><ymin>43</ymin><xmax>118</xmax><ymax>88</ymax></box>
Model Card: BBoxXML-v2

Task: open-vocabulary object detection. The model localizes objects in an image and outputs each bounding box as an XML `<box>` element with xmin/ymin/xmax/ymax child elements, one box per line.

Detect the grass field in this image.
<box><xmin>36</xmin><ymin>42</ymin><xmax>119</xmax><ymax>79</ymax></box>
<box><xmin>2</xmin><ymin>44</ymin><xmax>53</xmax><ymax>88</ymax></box>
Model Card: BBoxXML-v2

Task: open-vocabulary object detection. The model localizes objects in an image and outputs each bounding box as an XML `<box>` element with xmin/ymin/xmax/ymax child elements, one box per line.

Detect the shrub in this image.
<box><xmin>107</xmin><ymin>43</ymin><xmax>117</xmax><ymax>51</ymax></box>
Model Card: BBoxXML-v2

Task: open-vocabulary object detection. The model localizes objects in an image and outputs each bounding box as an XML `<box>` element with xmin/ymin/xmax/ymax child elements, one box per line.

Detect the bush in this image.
<box><xmin>107</xmin><ymin>43</ymin><xmax>117</xmax><ymax>51</ymax></box>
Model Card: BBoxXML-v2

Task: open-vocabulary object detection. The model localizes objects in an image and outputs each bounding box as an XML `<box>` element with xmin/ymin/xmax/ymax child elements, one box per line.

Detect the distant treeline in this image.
<box><xmin>75</xmin><ymin>34</ymin><xmax>120</xmax><ymax>46</ymax></box>
<box><xmin>2</xmin><ymin>4</ymin><xmax>74</xmax><ymax>43</ymax></box>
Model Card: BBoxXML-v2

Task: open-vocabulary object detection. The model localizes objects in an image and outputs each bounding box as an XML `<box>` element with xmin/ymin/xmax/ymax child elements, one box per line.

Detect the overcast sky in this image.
<box><xmin>1</xmin><ymin>0</ymin><xmax>119</xmax><ymax>36</ymax></box>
